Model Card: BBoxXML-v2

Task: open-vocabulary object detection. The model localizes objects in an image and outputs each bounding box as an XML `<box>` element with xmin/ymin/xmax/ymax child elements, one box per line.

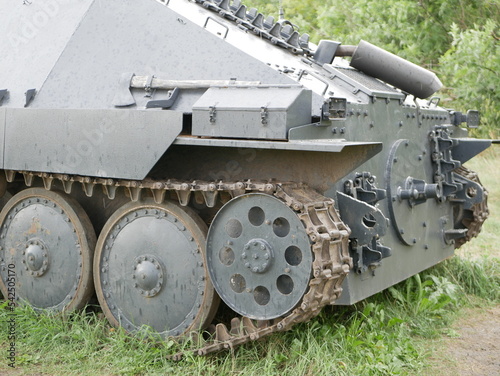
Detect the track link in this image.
<box><xmin>3</xmin><ymin>170</ymin><xmax>352</xmax><ymax>357</ymax></box>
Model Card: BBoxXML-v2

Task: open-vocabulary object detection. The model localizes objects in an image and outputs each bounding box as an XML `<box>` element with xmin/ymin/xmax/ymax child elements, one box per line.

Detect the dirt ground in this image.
<box><xmin>428</xmin><ymin>304</ymin><xmax>500</xmax><ymax>376</ymax></box>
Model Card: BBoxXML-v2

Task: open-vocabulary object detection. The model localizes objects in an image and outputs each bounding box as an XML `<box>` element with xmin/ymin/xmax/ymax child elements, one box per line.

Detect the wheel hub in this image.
<box><xmin>242</xmin><ymin>239</ymin><xmax>273</xmax><ymax>274</ymax></box>
<box><xmin>133</xmin><ymin>255</ymin><xmax>164</xmax><ymax>297</ymax></box>
<box><xmin>23</xmin><ymin>239</ymin><xmax>49</xmax><ymax>277</ymax></box>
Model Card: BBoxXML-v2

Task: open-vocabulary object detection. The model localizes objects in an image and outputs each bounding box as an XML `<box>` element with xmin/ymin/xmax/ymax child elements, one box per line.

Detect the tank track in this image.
<box><xmin>3</xmin><ymin>170</ymin><xmax>352</xmax><ymax>358</ymax></box>
<box><xmin>453</xmin><ymin>166</ymin><xmax>489</xmax><ymax>248</ymax></box>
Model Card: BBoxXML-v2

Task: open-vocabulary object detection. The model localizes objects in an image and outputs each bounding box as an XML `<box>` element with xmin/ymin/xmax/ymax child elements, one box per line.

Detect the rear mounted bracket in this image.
<box><xmin>449</xmin><ymin>110</ymin><xmax>480</xmax><ymax>128</ymax></box>
<box><xmin>337</xmin><ymin>174</ymin><xmax>391</xmax><ymax>275</ymax></box>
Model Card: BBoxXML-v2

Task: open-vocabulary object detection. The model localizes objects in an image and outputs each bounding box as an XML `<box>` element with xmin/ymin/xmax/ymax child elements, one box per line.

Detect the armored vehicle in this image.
<box><xmin>0</xmin><ymin>0</ymin><xmax>491</xmax><ymax>355</ymax></box>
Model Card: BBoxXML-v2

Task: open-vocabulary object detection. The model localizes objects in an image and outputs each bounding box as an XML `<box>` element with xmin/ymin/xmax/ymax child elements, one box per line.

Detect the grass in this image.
<box><xmin>1</xmin><ymin>147</ymin><xmax>498</xmax><ymax>376</ymax></box>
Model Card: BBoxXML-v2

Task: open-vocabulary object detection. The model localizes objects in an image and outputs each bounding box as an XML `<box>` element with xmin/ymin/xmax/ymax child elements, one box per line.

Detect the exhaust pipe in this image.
<box><xmin>349</xmin><ymin>40</ymin><xmax>442</xmax><ymax>99</ymax></box>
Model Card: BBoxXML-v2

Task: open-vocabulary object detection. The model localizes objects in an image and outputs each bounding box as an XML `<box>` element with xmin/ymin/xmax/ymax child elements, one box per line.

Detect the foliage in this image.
<box><xmin>439</xmin><ymin>21</ymin><xmax>500</xmax><ymax>138</ymax></box>
<box><xmin>435</xmin><ymin>256</ymin><xmax>500</xmax><ymax>301</ymax></box>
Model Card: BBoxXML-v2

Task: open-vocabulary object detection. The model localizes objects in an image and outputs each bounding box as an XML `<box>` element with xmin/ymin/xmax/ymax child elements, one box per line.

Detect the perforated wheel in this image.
<box><xmin>206</xmin><ymin>193</ymin><xmax>312</xmax><ymax>320</ymax></box>
<box><xmin>94</xmin><ymin>199</ymin><xmax>219</xmax><ymax>338</ymax></box>
<box><xmin>0</xmin><ymin>188</ymin><xmax>96</xmax><ymax>311</ymax></box>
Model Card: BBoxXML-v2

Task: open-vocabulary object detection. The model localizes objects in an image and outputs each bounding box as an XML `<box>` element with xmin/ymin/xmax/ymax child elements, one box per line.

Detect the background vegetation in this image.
<box><xmin>247</xmin><ymin>0</ymin><xmax>499</xmax><ymax>139</ymax></box>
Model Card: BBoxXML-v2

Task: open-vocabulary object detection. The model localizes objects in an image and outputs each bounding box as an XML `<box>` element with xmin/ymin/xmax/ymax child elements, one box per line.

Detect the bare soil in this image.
<box><xmin>428</xmin><ymin>304</ymin><xmax>500</xmax><ymax>376</ymax></box>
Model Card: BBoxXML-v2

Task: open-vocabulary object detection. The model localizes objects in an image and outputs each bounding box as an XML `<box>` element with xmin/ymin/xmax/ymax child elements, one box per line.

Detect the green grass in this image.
<box><xmin>1</xmin><ymin>147</ymin><xmax>499</xmax><ymax>376</ymax></box>
<box><xmin>3</xmin><ymin>261</ymin><xmax>497</xmax><ymax>376</ymax></box>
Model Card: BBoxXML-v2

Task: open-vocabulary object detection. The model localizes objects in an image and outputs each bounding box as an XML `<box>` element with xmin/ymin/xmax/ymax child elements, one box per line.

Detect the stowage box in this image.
<box><xmin>192</xmin><ymin>86</ymin><xmax>312</xmax><ymax>139</ymax></box>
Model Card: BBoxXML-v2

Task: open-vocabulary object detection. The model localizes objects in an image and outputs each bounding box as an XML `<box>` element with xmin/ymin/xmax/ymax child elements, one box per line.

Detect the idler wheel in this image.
<box><xmin>0</xmin><ymin>188</ymin><xmax>96</xmax><ymax>311</ymax></box>
<box><xmin>94</xmin><ymin>199</ymin><xmax>218</xmax><ymax>337</ymax></box>
<box><xmin>206</xmin><ymin>193</ymin><xmax>312</xmax><ymax>320</ymax></box>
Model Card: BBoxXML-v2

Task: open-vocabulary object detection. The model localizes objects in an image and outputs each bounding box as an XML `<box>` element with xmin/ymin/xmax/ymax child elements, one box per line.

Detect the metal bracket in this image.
<box><xmin>144</xmin><ymin>75</ymin><xmax>155</xmax><ymax>98</ymax></box>
<box><xmin>451</xmin><ymin>172</ymin><xmax>484</xmax><ymax>210</ymax></box>
<box><xmin>260</xmin><ymin>106</ymin><xmax>268</xmax><ymax>125</ymax></box>
<box><xmin>337</xmin><ymin>191</ymin><xmax>391</xmax><ymax>274</ymax></box>
<box><xmin>0</xmin><ymin>89</ymin><xmax>8</xmax><ymax>106</ymax></box>
<box><xmin>24</xmin><ymin>88</ymin><xmax>36</xmax><ymax>107</ymax></box>
<box><xmin>429</xmin><ymin>127</ymin><xmax>462</xmax><ymax>199</ymax></box>
<box><xmin>209</xmin><ymin>105</ymin><xmax>217</xmax><ymax>123</ymax></box>
<box><xmin>204</xmin><ymin>16</ymin><xmax>229</xmax><ymax>39</ymax></box>
<box><xmin>146</xmin><ymin>87</ymin><xmax>180</xmax><ymax>109</ymax></box>
<box><xmin>427</xmin><ymin>96</ymin><xmax>440</xmax><ymax>107</ymax></box>
<box><xmin>344</xmin><ymin>172</ymin><xmax>386</xmax><ymax>205</ymax></box>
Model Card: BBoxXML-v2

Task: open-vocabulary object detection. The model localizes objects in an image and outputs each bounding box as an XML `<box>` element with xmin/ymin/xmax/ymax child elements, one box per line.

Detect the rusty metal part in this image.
<box><xmin>453</xmin><ymin>166</ymin><xmax>489</xmax><ymax>248</ymax></box>
<box><xmin>3</xmin><ymin>169</ymin><xmax>352</xmax><ymax>356</ymax></box>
